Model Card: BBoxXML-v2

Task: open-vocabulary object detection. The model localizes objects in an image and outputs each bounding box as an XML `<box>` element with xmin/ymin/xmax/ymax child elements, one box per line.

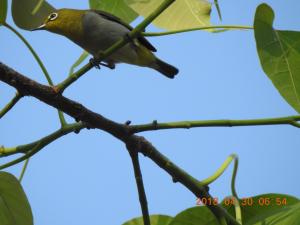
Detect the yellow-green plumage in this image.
<box><xmin>44</xmin><ymin>9</ymin><xmax>85</xmax><ymax>43</ymax></box>
<box><xmin>35</xmin><ymin>8</ymin><xmax>179</xmax><ymax>78</ymax></box>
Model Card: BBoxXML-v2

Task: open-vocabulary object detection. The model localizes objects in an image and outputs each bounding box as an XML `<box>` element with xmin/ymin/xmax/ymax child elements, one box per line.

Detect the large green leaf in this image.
<box><xmin>0</xmin><ymin>0</ymin><xmax>7</xmax><ymax>25</ymax></box>
<box><xmin>0</xmin><ymin>172</ymin><xmax>33</xmax><ymax>225</ymax></box>
<box><xmin>126</xmin><ymin>0</ymin><xmax>212</xmax><ymax>31</ymax></box>
<box><xmin>223</xmin><ymin>193</ymin><xmax>300</xmax><ymax>225</ymax></box>
<box><xmin>251</xmin><ymin>202</ymin><xmax>300</xmax><ymax>225</ymax></box>
<box><xmin>122</xmin><ymin>214</ymin><xmax>173</xmax><ymax>225</ymax></box>
<box><xmin>254</xmin><ymin>4</ymin><xmax>300</xmax><ymax>113</ymax></box>
<box><xmin>12</xmin><ymin>0</ymin><xmax>55</xmax><ymax>30</ymax></box>
<box><xmin>169</xmin><ymin>206</ymin><xmax>219</xmax><ymax>225</ymax></box>
<box><xmin>89</xmin><ymin>0</ymin><xmax>138</xmax><ymax>23</ymax></box>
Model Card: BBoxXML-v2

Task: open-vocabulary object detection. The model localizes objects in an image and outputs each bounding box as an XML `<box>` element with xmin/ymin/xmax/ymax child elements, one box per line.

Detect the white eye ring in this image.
<box><xmin>48</xmin><ymin>12</ymin><xmax>58</xmax><ymax>21</ymax></box>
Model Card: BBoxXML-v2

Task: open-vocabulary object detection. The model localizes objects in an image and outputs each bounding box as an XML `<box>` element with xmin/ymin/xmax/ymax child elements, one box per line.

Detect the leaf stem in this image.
<box><xmin>232</xmin><ymin>196</ymin><xmax>242</xmax><ymax>224</ymax></box>
<box><xmin>0</xmin><ymin>92</ymin><xmax>22</xmax><ymax>119</ymax></box>
<box><xmin>3</xmin><ymin>22</ymin><xmax>67</xmax><ymax>126</ymax></box>
<box><xmin>214</xmin><ymin>0</ymin><xmax>223</xmax><ymax>21</ymax></box>
<box><xmin>143</xmin><ymin>25</ymin><xmax>253</xmax><ymax>37</ymax></box>
<box><xmin>4</xmin><ymin>23</ymin><xmax>52</xmax><ymax>84</ymax></box>
<box><xmin>130</xmin><ymin>115</ymin><xmax>300</xmax><ymax>133</ymax></box>
<box><xmin>201</xmin><ymin>154</ymin><xmax>241</xmax><ymax>224</ymax></box>
<box><xmin>200</xmin><ymin>154</ymin><xmax>238</xmax><ymax>190</ymax></box>
<box><xmin>19</xmin><ymin>158</ymin><xmax>30</xmax><ymax>182</ymax></box>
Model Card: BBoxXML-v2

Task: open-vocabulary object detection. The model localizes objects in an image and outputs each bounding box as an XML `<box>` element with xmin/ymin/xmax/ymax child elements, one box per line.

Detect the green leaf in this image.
<box><xmin>222</xmin><ymin>193</ymin><xmax>300</xmax><ymax>225</ymax></box>
<box><xmin>254</xmin><ymin>3</ymin><xmax>300</xmax><ymax>113</ymax></box>
<box><xmin>169</xmin><ymin>206</ymin><xmax>219</xmax><ymax>225</ymax></box>
<box><xmin>126</xmin><ymin>0</ymin><xmax>212</xmax><ymax>31</ymax></box>
<box><xmin>89</xmin><ymin>0</ymin><xmax>138</xmax><ymax>23</ymax></box>
<box><xmin>0</xmin><ymin>172</ymin><xmax>33</xmax><ymax>225</ymax></box>
<box><xmin>12</xmin><ymin>0</ymin><xmax>55</xmax><ymax>30</ymax></box>
<box><xmin>69</xmin><ymin>51</ymin><xmax>89</xmax><ymax>76</ymax></box>
<box><xmin>122</xmin><ymin>214</ymin><xmax>173</xmax><ymax>225</ymax></box>
<box><xmin>251</xmin><ymin>203</ymin><xmax>300</xmax><ymax>225</ymax></box>
<box><xmin>0</xmin><ymin>0</ymin><xmax>7</xmax><ymax>25</ymax></box>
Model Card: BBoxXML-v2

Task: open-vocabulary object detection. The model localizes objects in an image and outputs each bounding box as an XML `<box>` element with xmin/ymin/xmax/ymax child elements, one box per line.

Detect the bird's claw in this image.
<box><xmin>105</xmin><ymin>61</ymin><xmax>116</xmax><ymax>70</ymax></box>
<box><xmin>90</xmin><ymin>58</ymin><xmax>101</xmax><ymax>69</ymax></box>
<box><xmin>89</xmin><ymin>58</ymin><xmax>115</xmax><ymax>70</ymax></box>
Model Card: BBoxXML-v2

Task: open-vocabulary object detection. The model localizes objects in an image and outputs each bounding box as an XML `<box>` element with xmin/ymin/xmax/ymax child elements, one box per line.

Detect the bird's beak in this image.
<box><xmin>31</xmin><ymin>24</ymin><xmax>46</xmax><ymax>31</ymax></box>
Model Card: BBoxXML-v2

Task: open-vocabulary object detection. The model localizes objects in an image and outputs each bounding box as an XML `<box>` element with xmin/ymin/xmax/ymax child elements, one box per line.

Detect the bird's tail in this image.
<box><xmin>152</xmin><ymin>58</ymin><xmax>179</xmax><ymax>79</ymax></box>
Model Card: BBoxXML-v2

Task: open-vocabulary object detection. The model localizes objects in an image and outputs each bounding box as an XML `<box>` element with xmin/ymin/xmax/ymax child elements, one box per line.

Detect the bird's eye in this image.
<box><xmin>48</xmin><ymin>12</ymin><xmax>58</xmax><ymax>21</ymax></box>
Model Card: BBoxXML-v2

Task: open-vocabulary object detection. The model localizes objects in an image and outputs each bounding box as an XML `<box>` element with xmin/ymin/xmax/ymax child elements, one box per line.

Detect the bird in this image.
<box><xmin>32</xmin><ymin>8</ymin><xmax>179</xmax><ymax>78</ymax></box>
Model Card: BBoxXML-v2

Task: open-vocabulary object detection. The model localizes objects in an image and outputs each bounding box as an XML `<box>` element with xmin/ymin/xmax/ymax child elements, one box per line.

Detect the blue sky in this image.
<box><xmin>1</xmin><ymin>0</ymin><xmax>300</xmax><ymax>225</ymax></box>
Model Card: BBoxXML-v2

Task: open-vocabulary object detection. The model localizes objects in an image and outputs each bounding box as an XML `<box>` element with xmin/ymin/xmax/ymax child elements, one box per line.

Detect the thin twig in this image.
<box><xmin>130</xmin><ymin>115</ymin><xmax>300</xmax><ymax>133</ymax></box>
<box><xmin>0</xmin><ymin>92</ymin><xmax>22</xmax><ymax>119</ymax></box>
<box><xmin>143</xmin><ymin>25</ymin><xmax>253</xmax><ymax>37</ymax></box>
<box><xmin>0</xmin><ymin>122</ymin><xmax>85</xmax><ymax>157</ymax></box>
<box><xmin>214</xmin><ymin>0</ymin><xmax>223</xmax><ymax>21</ymax></box>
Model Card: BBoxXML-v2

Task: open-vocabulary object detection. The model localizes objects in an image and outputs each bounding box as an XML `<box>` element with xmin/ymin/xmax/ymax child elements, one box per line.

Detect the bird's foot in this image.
<box><xmin>90</xmin><ymin>58</ymin><xmax>116</xmax><ymax>70</ymax></box>
<box><xmin>103</xmin><ymin>61</ymin><xmax>116</xmax><ymax>70</ymax></box>
<box><xmin>90</xmin><ymin>57</ymin><xmax>101</xmax><ymax>69</ymax></box>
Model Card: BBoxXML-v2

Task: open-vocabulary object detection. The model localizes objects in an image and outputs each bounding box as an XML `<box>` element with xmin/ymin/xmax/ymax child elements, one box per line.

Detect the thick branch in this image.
<box><xmin>126</xmin><ymin>135</ymin><xmax>239</xmax><ymax>225</ymax></box>
<box><xmin>0</xmin><ymin>63</ymin><xmax>129</xmax><ymax>140</ymax></box>
<box><xmin>0</xmin><ymin>62</ymin><xmax>240</xmax><ymax>225</ymax></box>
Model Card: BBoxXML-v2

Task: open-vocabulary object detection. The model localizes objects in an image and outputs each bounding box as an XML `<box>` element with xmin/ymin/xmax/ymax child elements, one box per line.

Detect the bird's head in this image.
<box><xmin>32</xmin><ymin>9</ymin><xmax>85</xmax><ymax>40</ymax></box>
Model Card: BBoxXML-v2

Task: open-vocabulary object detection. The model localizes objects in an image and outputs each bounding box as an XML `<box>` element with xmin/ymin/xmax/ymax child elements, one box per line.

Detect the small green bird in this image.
<box><xmin>32</xmin><ymin>9</ymin><xmax>179</xmax><ymax>78</ymax></box>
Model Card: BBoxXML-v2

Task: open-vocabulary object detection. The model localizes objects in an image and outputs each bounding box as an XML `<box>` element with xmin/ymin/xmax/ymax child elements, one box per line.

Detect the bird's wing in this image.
<box><xmin>91</xmin><ymin>9</ymin><xmax>157</xmax><ymax>52</ymax></box>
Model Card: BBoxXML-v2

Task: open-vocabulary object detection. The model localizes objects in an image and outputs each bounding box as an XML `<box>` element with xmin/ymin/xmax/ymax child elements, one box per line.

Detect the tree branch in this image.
<box><xmin>0</xmin><ymin>62</ymin><xmax>240</xmax><ymax>225</ymax></box>
<box><xmin>128</xmin><ymin>148</ymin><xmax>150</xmax><ymax>225</ymax></box>
<box><xmin>0</xmin><ymin>62</ymin><xmax>129</xmax><ymax>139</ymax></box>
<box><xmin>143</xmin><ymin>25</ymin><xmax>253</xmax><ymax>37</ymax></box>
<box><xmin>0</xmin><ymin>122</ymin><xmax>85</xmax><ymax>157</ymax></box>
<box><xmin>126</xmin><ymin>135</ymin><xmax>239</xmax><ymax>225</ymax></box>
<box><xmin>129</xmin><ymin>116</ymin><xmax>300</xmax><ymax>133</ymax></box>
